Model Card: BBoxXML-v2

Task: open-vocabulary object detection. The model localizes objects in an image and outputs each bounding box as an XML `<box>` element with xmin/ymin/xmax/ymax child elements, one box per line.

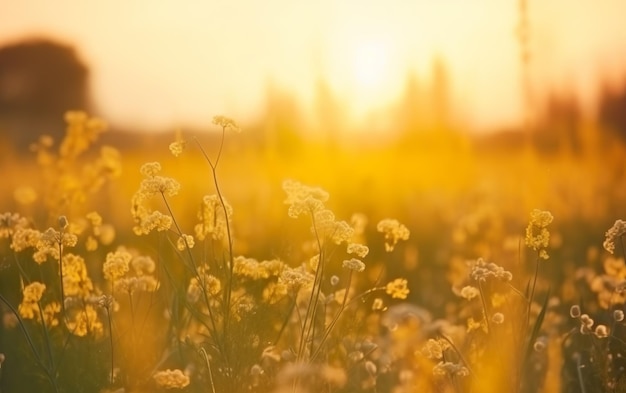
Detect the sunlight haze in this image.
<box><xmin>1</xmin><ymin>0</ymin><xmax>625</xmax><ymax>132</ymax></box>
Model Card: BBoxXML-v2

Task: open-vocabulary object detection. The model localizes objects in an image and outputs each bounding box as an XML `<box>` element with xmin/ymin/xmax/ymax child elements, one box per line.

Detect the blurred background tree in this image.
<box><xmin>0</xmin><ymin>38</ymin><xmax>91</xmax><ymax>149</ymax></box>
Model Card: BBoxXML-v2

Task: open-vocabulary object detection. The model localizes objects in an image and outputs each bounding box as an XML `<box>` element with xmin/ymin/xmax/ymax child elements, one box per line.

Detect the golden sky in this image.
<box><xmin>2</xmin><ymin>0</ymin><xmax>626</xmax><ymax>132</ymax></box>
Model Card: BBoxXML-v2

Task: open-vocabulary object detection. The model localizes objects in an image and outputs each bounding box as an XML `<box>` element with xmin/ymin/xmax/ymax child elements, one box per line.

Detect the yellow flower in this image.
<box><xmin>212</xmin><ymin>115</ymin><xmax>241</xmax><ymax>132</ymax></box>
<box><xmin>103</xmin><ymin>250</ymin><xmax>132</xmax><ymax>281</ymax></box>
<box><xmin>18</xmin><ymin>282</ymin><xmax>46</xmax><ymax>319</ymax></box>
<box><xmin>342</xmin><ymin>258</ymin><xmax>365</xmax><ymax>272</ymax></box>
<box><xmin>10</xmin><ymin>228</ymin><xmax>41</xmax><ymax>252</ymax></box>
<box><xmin>491</xmin><ymin>312</ymin><xmax>505</xmax><ymax>324</ymax></box>
<box><xmin>385</xmin><ymin>278</ymin><xmax>410</xmax><ymax>299</ymax></box>
<box><xmin>42</xmin><ymin>302</ymin><xmax>61</xmax><ymax>327</ymax></box>
<box><xmin>262</xmin><ymin>281</ymin><xmax>289</xmax><ymax>304</ymax></box>
<box><xmin>21</xmin><ymin>282</ymin><xmax>46</xmax><ymax>303</ymax></box>
<box><xmin>65</xmin><ymin>305</ymin><xmax>103</xmax><ymax>337</ymax></box>
<box><xmin>421</xmin><ymin>338</ymin><xmax>450</xmax><ymax>360</ymax></box>
<box><xmin>433</xmin><ymin>361</ymin><xmax>469</xmax><ymax>378</ymax></box>
<box><xmin>377</xmin><ymin>219</ymin><xmax>410</xmax><ymax>252</ymax></box>
<box><xmin>153</xmin><ymin>369</ymin><xmax>190</xmax><ymax>389</ymax></box>
<box><xmin>459</xmin><ymin>285</ymin><xmax>479</xmax><ymax>300</ymax></box>
<box><xmin>187</xmin><ymin>274</ymin><xmax>221</xmax><ymax>303</ymax></box>
<box><xmin>169</xmin><ymin>129</ymin><xmax>186</xmax><ymax>157</ymax></box>
<box><xmin>283</xmin><ymin>180</ymin><xmax>329</xmax><ymax>219</ymax></box>
<box><xmin>60</xmin><ymin>111</ymin><xmax>107</xmax><ymax>159</ymax></box>
<box><xmin>194</xmin><ymin>194</ymin><xmax>232</xmax><ymax>241</ymax></box>
<box><xmin>525</xmin><ymin>209</ymin><xmax>553</xmax><ymax>259</ymax></box>
<box><xmin>347</xmin><ymin>243</ymin><xmax>369</xmax><ymax>258</ymax></box>
<box><xmin>177</xmin><ymin>234</ymin><xmax>195</xmax><ymax>251</ymax></box>
<box><xmin>233</xmin><ymin>256</ymin><xmax>284</xmax><ymax>280</ymax></box>
<box><xmin>604</xmin><ymin>219</ymin><xmax>626</xmax><ymax>254</ymax></box>
<box><xmin>140</xmin><ymin>162</ymin><xmax>162</xmax><ymax>177</ymax></box>
<box><xmin>0</xmin><ymin>212</ymin><xmax>28</xmax><ymax>239</ymax></box>
<box><xmin>86</xmin><ymin>211</ymin><xmax>102</xmax><ymax>227</ymax></box>
<box><xmin>63</xmin><ymin>253</ymin><xmax>94</xmax><ymax>297</ymax></box>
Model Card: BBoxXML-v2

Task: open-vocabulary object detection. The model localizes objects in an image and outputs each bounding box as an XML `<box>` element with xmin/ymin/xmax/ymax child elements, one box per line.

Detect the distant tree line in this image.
<box><xmin>0</xmin><ymin>37</ymin><xmax>626</xmax><ymax>151</ymax></box>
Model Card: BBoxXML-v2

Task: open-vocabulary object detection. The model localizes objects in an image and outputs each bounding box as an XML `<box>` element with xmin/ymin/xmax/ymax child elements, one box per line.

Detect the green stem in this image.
<box><xmin>310</xmin><ymin>270</ymin><xmax>353</xmax><ymax>362</ymax></box>
<box><xmin>105</xmin><ymin>305</ymin><xmax>115</xmax><ymax>384</ymax></box>
<box><xmin>0</xmin><ymin>294</ymin><xmax>60</xmax><ymax>393</ymax></box>
<box><xmin>477</xmin><ymin>281</ymin><xmax>492</xmax><ymax>333</ymax></box>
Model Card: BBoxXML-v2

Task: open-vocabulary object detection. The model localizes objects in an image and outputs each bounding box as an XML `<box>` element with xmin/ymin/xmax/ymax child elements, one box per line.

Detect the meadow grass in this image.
<box><xmin>1</xmin><ymin>112</ymin><xmax>626</xmax><ymax>393</ymax></box>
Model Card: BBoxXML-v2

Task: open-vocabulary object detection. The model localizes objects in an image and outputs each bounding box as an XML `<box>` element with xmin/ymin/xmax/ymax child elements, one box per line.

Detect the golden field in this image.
<box><xmin>1</xmin><ymin>110</ymin><xmax>626</xmax><ymax>393</ymax></box>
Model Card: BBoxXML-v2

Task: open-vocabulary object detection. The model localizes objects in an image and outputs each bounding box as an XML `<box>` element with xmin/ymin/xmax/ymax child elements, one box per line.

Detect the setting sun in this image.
<box><xmin>352</xmin><ymin>40</ymin><xmax>391</xmax><ymax>92</ymax></box>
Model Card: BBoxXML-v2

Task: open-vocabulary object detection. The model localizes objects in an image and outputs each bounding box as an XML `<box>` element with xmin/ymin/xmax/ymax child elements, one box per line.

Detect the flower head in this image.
<box><xmin>194</xmin><ymin>194</ymin><xmax>232</xmax><ymax>242</ymax></box>
<box><xmin>18</xmin><ymin>282</ymin><xmax>46</xmax><ymax>319</ymax></box>
<box><xmin>469</xmin><ymin>258</ymin><xmax>513</xmax><ymax>282</ymax></box>
<box><xmin>385</xmin><ymin>278</ymin><xmax>410</xmax><ymax>299</ymax></box>
<box><xmin>459</xmin><ymin>285</ymin><xmax>480</xmax><ymax>300</ymax></box>
<box><xmin>377</xmin><ymin>219</ymin><xmax>410</xmax><ymax>252</ymax></box>
<box><xmin>525</xmin><ymin>209</ymin><xmax>553</xmax><ymax>259</ymax></box>
<box><xmin>491</xmin><ymin>312</ymin><xmax>505</xmax><ymax>324</ymax></box>
<box><xmin>604</xmin><ymin>219</ymin><xmax>626</xmax><ymax>254</ymax></box>
<box><xmin>212</xmin><ymin>115</ymin><xmax>241</xmax><ymax>132</ymax></box>
<box><xmin>103</xmin><ymin>249</ymin><xmax>132</xmax><ymax>281</ymax></box>
<box><xmin>177</xmin><ymin>234</ymin><xmax>195</xmax><ymax>251</ymax></box>
<box><xmin>347</xmin><ymin>242</ymin><xmax>369</xmax><ymax>258</ymax></box>
<box><xmin>433</xmin><ymin>361</ymin><xmax>469</xmax><ymax>378</ymax></box>
<box><xmin>421</xmin><ymin>338</ymin><xmax>450</xmax><ymax>360</ymax></box>
<box><xmin>169</xmin><ymin>129</ymin><xmax>186</xmax><ymax>157</ymax></box>
<box><xmin>283</xmin><ymin>180</ymin><xmax>329</xmax><ymax>219</ymax></box>
<box><xmin>342</xmin><ymin>258</ymin><xmax>365</xmax><ymax>272</ymax></box>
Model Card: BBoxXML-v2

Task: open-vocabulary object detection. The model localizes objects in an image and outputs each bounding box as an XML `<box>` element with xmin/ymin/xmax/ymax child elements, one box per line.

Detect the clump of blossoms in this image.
<box><xmin>177</xmin><ymin>234</ymin><xmax>195</xmax><ymax>251</ymax></box>
<box><xmin>347</xmin><ymin>242</ymin><xmax>369</xmax><ymax>258</ymax></box>
<box><xmin>187</xmin><ymin>265</ymin><xmax>222</xmax><ymax>303</ymax></box>
<box><xmin>376</xmin><ymin>219</ymin><xmax>410</xmax><ymax>252</ymax></box>
<box><xmin>283</xmin><ymin>179</ymin><xmax>329</xmax><ymax>219</ymax></box>
<box><xmin>18</xmin><ymin>282</ymin><xmax>47</xmax><ymax>319</ymax></box>
<box><xmin>421</xmin><ymin>338</ymin><xmax>469</xmax><ymax>377</ymax></box>
<box><xmin>421</xmin><ymin>338</ymin><xmax>451</xmax><ymax>360</ymax></box>
<box><xmin>212</xmin><ymin>115</ymin><xmax>241</xmax><ymax>132</ymax></box>
<box><xmin>17</xmin><ymin>282</ymin><xmax>62</xmax><ymax>328</ymax></box>
<box><xmin>385</xmin><ymin>278</ymin><xmax>410</xmax><ymax>299</ymax></box>
<box><xmin>38</xmin><ymin>225</ymin><xmax>77</xmax><ymax>254</ymax></box>
<box><xmin>525</xmin><ymin>209</ymin><xmax>553</xmax><ymax>259</ymax></box>
<box><xmin>459</xmin><ymin>285</ymin><xmax>480</xmax><ymax>300</ymax></box>
<box><xmin>603</xmin><ymin>219</ymin><xmax>626</xmax><ymax>255</ymax></box>
<box><xmin>433</xmin><ymin>361</ymin><xmax>470</xmax><ymax>378</ymax></box>
<box><xmin>469</xmin><ymin>258</ymin><xmax>513</xmax><ymax>282</ymax></box>
<box><xmin>103</xmin><ymin>249</ymin><xmax>132</xmax><ymax>282</ymax></box>
<box><xmin>62</xmin><ymin>253</ymin><xmax>95</xmax><ymax>298</ymax></box>
<box><xmin>233</xmin><ymin>256</ymin><xmax>285</xmax><ymax>280</ymax></box>
<box><xmin>60</xmin><ymin>111</ymin><xmax>107</xmax><ymax>159</ymax></box>
<box><xmin>153</xmin><ymin>369</ymin><xmax>190</xmax><ymax>389</ymax></box>
<box><xmin>0</xmin><ymin>212</ymin><xmax>29</xmax><ymax>239</ymax></box>
<box><xmin>194</xmin><ymin>194</ymin><xmax>233</xmax><ymax>243</ymax></box>
<box><xmin>342</xmin><ymin>258</ymin><xmax>365</xmax><ymax>272</ymax></box>
<box><xmin>169</xmin><ymin>129</ymin><xmax>186</xmax><ymax>157</ymax></box>
<box><xmin>103</xmin><ymin>249</ymin><xmax>158</xmax><ymax>294</ymax></box>
<box><xmin>131</xmin><ymin>162</ymin><xmax>180</xmax><ymax>235</ymax></box>
<box><xmin>30</xmin><ymin>111</ymin><xmax>121</xmax><ymax>221</ymax></box>
<box><xmin>282</xmin><ymin>180</ymin><xmax>353</xmax><ymax>245</ymax></box>
<box><xmin>65</xmin><ymin>304</ymin><xmax>103</xmax><ymax>337</ymax></box>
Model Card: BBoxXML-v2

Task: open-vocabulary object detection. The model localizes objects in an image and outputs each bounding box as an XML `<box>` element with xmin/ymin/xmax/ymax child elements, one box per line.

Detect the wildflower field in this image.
<box><xmin>1</xmin><ymin>111</ymin><xmax>626</xmax><ymax>393</ymax></box>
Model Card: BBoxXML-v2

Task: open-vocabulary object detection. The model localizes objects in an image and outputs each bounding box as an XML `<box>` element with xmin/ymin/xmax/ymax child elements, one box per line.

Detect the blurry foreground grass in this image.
<box><xmin>1</xmin><ymin>112</ymin><xmax>626</xmax><ymax>392</ymax></box>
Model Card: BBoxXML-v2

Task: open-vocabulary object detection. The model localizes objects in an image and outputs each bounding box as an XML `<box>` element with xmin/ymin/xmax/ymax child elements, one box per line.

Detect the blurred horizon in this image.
<box><xmin>1</xmin><ymin>0</ymin><xmax>626</xmax><ymax>135</ymax></box>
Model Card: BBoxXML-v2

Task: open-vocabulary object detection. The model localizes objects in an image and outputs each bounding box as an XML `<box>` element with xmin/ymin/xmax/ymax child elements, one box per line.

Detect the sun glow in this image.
<box><xmin>323</xmin><ymin>32</ymin><xmax>406</xmax><ymax>125</ymax></box>
<box><xmin>352</xmin><ymin>40</ymin><xmax>391</xmax><ymax>91</ymax></box>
